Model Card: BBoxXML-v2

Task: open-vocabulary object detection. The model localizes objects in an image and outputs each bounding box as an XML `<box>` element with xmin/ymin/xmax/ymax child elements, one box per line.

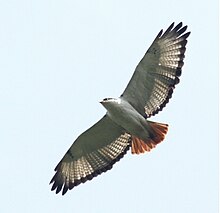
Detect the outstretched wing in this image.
<box><xmin>122</xmin><ymin>22</ymin><xmax>190</xmax><ymax>117</ymax></box>
<box><xmin>50</xmin><ymin>115</ymin><xmax>131</xmax><ymax>195</ymax></box>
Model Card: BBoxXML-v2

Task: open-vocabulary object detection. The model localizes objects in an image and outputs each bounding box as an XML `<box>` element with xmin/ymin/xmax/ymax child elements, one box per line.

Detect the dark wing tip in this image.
<box><xmin>50</xmin><ymin>143</ymin><xmax>131</xmax><ymax>195</ymax></box>
<box><xmin>156</xmin><ymin>29</ymin><xmax>163</xmax><ymax>38</ymax></box>
<box><xmin>166</xmin><ymin>22</ymin><xmax>175</xmax><ymax>32</ymax></box>
<box><xmin>182</xmin><ymin>31</ymin><xmax>191</xmax><ymax>39</ymax></box>
<box><xmin>160</xmin><ymin>22</ymin><xmax>175</xmax><ymax>38</ymax></box>
<box><xmin>156</xmin><ymin>21</ymin><xmax>186</xmax><ymax>40</ymax></box>
<box><xmin>173</xmin><ymin>22</ymin><xmax>183</xmax><ymax>32</ymax></box>
<box><xmin>146</xmin><ymin>22</ymin><xmax>190</xmax><ymax>118</ymax></box>
<box><xmin>159</xmin><ymin>22</ymin><xmax>191</xmax><ymax>40</ymax></box>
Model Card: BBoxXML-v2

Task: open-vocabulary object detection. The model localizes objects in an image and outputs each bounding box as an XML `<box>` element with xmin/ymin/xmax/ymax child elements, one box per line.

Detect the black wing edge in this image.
<box><xmin>49</xmin><ymin>143</ymin><xmax>131</xmax><ymax>195</ymax></box>
<box><xmin>147</xmin><ymin>22</ymin><xmax>191</xmax><ymax>118</ymax></box>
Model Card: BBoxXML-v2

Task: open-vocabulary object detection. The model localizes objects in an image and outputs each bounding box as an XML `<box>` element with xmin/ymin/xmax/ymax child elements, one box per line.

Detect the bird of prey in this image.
<box><xmin>50</xmin><ymin>22</ymin><xmax>190</xmax><ymax>195</ymax></box>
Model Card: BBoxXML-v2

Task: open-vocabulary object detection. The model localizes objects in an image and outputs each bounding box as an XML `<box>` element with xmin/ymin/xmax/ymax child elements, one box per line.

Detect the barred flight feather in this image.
<box><xmin>50</xmin><ymin>133</ymin><xmax>131</xmax><ymax>195</ymax></box>
<box><xmin>122</xmin><ymin>22</ymin><xmax>190</xmax><ymax>117</ymax></box>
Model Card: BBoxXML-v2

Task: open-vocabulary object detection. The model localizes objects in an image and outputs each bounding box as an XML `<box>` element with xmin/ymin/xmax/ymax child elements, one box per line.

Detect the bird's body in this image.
<box><xmin>50</xmin><ymin>22</ymin><xmax>190</xmax><ymax>195</ymax></box>
<box><xmin>101</xmin><ymin>98</ymin><xmax>155</xmax><ymax>141</ymax></box>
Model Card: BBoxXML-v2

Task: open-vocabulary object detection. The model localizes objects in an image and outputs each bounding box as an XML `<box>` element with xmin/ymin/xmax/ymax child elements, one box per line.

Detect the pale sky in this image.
<box><xmin>0</xmin><ymin>0</ymin><xmax>218</xmax><ymax>213</ymax></box>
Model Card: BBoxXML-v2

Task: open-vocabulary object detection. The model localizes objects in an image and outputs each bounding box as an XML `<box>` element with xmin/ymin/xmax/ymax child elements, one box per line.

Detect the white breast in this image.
<box><xmin>102</xmin><ymin>98</ymin><xmax>150</xmax><ymax>139</ymax></box>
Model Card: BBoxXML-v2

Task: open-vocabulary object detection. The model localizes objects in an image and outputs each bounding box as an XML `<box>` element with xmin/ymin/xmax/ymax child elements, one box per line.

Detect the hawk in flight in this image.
<box><xmin>50</xmin><ymin>22</ymin><xmax>190</xmax><ymax>195</ymax></box>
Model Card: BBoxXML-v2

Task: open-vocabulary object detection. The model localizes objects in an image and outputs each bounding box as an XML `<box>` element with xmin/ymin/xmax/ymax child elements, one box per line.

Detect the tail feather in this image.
<box><xmin>131</xmin><ymin>121</ymin><xmax>168</xmax><ymax>154</ymax></box>
<box><xmin>148</xmin><ymin>121</ymin><xmax>168</xmax><ymax>144</ymax></box>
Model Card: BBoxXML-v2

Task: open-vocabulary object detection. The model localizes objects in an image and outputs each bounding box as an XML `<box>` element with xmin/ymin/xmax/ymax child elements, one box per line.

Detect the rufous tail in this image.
<box><xmin>131</xmin><ymin>121</ymin><xmax>168</xmax><ymax>154</ymax></box>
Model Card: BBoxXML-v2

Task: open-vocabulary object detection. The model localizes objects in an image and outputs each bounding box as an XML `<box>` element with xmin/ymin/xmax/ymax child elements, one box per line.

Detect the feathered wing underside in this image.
<box><xmin>50</xmin><ymin>116</ymin><xmax>131</xmax><ymax>195</ymax></box>
<box><xmin>122</xmin><ymin>22</ymin><xmax>190</xmax><ymax>117</ymax></box>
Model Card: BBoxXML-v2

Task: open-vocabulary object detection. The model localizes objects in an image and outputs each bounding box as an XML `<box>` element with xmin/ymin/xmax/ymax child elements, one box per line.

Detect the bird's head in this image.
<box><xmin>100</xmin><ymin>97</ymin><xmax>121</xmax><ymax>104</ymax></box>
<box><xmin>100</xmin><ymin>98</ymin><xmax>121</xmax><ymax>110</ymax></box>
